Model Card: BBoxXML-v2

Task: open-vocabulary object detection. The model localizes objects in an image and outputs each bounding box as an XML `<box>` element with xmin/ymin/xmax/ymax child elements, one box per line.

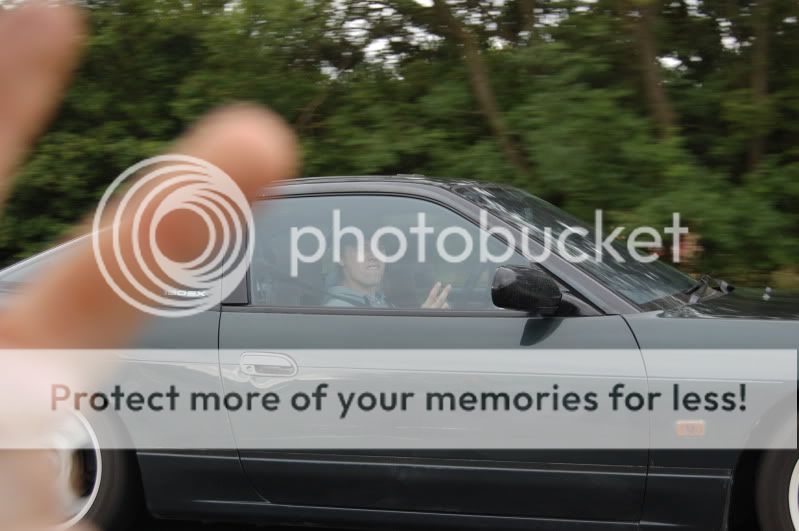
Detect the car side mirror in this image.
<box><xmin>491</xmin><ymin>265</ymin><xmax>562</xmax><ymax>315</ymax></box>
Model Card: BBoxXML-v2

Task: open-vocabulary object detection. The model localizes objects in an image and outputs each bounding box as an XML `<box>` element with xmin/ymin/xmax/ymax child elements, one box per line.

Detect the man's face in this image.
<box><xmin>341</xmin><ymin>242</ymin><xmax>385</xmax><ymax>289</ymax></box>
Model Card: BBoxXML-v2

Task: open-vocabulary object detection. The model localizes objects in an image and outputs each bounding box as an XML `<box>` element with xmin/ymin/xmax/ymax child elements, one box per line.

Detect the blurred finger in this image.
<box><xmin>0</xmin><ymin>104</ymin><xmax>298</xmax><ymax>348</ymax></box>
<box><xmin>0</xmin><ymin>450</ymin><xmax>59</xmax><ymax>528</ymax></box>
<box><xmin>0</xmin><ymin>1</ymin><xmax>85</xmax><ymax>195</ymax></box>
<box><xmin>0</xmin><ymin>449</ymin><xmax>94</xmax><ymax>531</ymax></box>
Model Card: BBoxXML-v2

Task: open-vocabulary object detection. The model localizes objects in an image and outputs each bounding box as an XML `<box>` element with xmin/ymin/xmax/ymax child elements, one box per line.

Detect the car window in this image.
<box><xmin>455</xmin><ymin>184</ymin><xmax>696</xmax><ymax>309</ymax></box>
<box><xmin>249</xmin><ymin>195</ymin><xmax>529</xmax><ymax>311</ymax></box>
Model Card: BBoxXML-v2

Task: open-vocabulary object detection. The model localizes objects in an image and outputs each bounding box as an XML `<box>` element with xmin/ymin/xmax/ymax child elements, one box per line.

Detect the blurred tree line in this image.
<box><xmin>4</xmin><ymin>0</ymin><xmax>799</xmax><ymax>287</ymax></box>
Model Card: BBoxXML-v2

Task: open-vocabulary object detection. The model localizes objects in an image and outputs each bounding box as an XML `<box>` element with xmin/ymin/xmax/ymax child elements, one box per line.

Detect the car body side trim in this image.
<box><xmin>161</xmin><ymin>499</ymin><xmax>640</xmax><ymax>530</ymax></box>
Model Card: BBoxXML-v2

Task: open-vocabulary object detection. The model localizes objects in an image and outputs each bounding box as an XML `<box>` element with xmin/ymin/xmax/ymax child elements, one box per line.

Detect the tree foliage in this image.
<box><xmin>5</xmin><ymin>0</ymin><xmax>799</xmax><ymax>287</ymax></box>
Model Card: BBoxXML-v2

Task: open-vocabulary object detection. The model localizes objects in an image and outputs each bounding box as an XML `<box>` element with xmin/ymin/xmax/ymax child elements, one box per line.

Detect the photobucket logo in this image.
<box><xmin>92</xmin><ymin>154</ymin><xmax>254</xmax><ymax>317</ymax></box>
<box><xmin>290</xmin><ymin>209</ymin><xmax>689</xmax><ymax>276</ymax></box>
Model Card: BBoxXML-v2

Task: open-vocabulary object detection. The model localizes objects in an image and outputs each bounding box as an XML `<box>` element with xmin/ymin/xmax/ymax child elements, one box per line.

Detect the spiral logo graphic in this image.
<box><xmin>92</xmin><ymin>154</ymin><xmax>254</xmax><ymax>318</ymax></box>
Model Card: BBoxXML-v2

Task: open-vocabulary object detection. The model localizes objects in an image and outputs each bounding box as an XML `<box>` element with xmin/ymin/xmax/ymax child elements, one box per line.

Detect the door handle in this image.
<box><xmin>239</xmin><ymin>352</ymin><xmax>298</xmax><ymax>377</ymax></box>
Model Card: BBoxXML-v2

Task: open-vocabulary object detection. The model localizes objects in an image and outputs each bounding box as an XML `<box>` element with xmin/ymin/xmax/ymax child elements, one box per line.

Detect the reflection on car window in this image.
<box><xmin>250</xmin><ymin>195</ymin><xmax>527</xmax><ymax>310</ymax></box>
<box><xmin>454</xmin><ymin>184</ymin><xmax>695</xmax><ymax>309</ymax></box>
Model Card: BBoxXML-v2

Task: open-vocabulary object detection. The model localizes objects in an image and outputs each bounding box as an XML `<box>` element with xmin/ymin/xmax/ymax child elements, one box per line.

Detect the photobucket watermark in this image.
<box><xmin>289</xmin><ymin>210</ymin><xmax>689</xmax><ymax>277</ymax></box>
<box><xmin>92</xmin><ymin>154</ymin><xmax>253</xmax><ymax>318</ymax></box>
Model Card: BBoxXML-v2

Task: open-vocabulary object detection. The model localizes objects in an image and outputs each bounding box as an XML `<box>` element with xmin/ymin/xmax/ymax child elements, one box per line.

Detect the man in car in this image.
<box><xmin>325</xmin><ymin>234</ymin><xmax>451</xmax><ymax>309</ymax></box>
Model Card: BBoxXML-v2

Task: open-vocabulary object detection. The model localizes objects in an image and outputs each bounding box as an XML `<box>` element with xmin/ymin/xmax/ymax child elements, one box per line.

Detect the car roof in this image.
<box><xmin>260</xmin><ymin>175</ymin><xmax>498</xmax><ymax>198</ymax></box>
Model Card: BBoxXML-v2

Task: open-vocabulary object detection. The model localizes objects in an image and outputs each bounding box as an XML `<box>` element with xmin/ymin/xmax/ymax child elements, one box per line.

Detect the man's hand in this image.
<box><xmin>422</xmin><ymin>281</ymin><xmax>452</xmax><ymax>309</ymax></box>
<box><xmin>0</xmin><ymin>1</ymin><xmax>298</xmax><ymax>528</ymax></box>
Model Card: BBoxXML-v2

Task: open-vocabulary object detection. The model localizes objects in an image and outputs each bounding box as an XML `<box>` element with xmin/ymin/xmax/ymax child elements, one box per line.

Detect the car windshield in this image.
<box><xmin>455</xmin><ymin>184</ymin><xmax>696</xmax><ymax>310</ymax></box>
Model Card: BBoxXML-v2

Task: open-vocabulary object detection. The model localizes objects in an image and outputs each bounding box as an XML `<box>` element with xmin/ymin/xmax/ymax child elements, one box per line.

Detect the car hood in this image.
<box><xmin>661</xmin><ymin>288</ymin><xmax>799</xmax><ymax>320</ymax></box>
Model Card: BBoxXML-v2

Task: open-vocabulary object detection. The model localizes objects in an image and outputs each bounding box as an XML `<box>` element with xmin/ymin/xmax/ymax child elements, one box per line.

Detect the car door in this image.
<box><xmin>218</xmin><ymin>191</ymin><xmax>648</xmax><ymax>523</ymax></box>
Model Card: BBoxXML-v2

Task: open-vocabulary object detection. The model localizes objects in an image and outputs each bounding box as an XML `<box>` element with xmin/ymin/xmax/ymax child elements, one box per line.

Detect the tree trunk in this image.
<box><xmin>519</xmin><ymin>0</ymin><xmax>536</xmax><ymax>39</ymax></box>
<box><xmin>630</xmin><ymin>0</ymin><xmax>677</xmax><ymax>138</ymax></box>
<box><xmin>748</xmin><ymin>0</ymin><xmax>769</xmax><ymax>171</ymax></box>
<box><xmin>432</xmin><ymin>0</ymin><xmax>532</xmax><ymax>179</ymax></box>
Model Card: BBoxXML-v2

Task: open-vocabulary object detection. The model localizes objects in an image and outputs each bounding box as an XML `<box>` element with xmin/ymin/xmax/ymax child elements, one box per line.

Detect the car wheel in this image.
<box><xmin>52</xmin><ymin>413</ymin><xmax>143</xmax><ymax>530</ymax></box>
<box><xmin>756</xmin><ymin>450</ymin><xmax>799</xmax><ymax>531</ymax></box>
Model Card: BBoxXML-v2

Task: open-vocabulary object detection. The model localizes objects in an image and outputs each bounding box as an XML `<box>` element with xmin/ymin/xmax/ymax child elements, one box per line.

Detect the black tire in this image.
<box><xmin>756</xmin><ymin>450</ymin><xmax>799</xmax><ymax>531</ymax></box>
<box><xmin>61</xmin><ymin>410</ymin><xmax>145</xmax><ymax>530</ymax></box>
<box><xmin>80</xmin><ymin>450</ymin><xmax>143</xmax><ymax>531</ymax></box>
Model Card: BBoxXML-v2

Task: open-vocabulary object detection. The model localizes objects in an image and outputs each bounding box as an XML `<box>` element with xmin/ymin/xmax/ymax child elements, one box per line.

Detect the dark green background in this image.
<box><xmin>6</xmin><ymin>0</ymin><xmax>798</xmax><ymax>288</ymax></box>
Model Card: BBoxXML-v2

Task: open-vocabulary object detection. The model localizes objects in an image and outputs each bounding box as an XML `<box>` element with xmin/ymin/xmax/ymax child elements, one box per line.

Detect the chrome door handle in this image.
<box><xmin>239</xmin><ymin>352</ymin><xmax>298</xmax><ymax>377</ymax></box>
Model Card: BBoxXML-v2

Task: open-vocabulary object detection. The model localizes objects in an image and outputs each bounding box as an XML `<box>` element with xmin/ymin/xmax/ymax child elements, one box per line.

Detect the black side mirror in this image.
<box><xmin>491</xmin><ymin>265</ymin><xmax>562</xmax><ymax>315</ymax></box>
